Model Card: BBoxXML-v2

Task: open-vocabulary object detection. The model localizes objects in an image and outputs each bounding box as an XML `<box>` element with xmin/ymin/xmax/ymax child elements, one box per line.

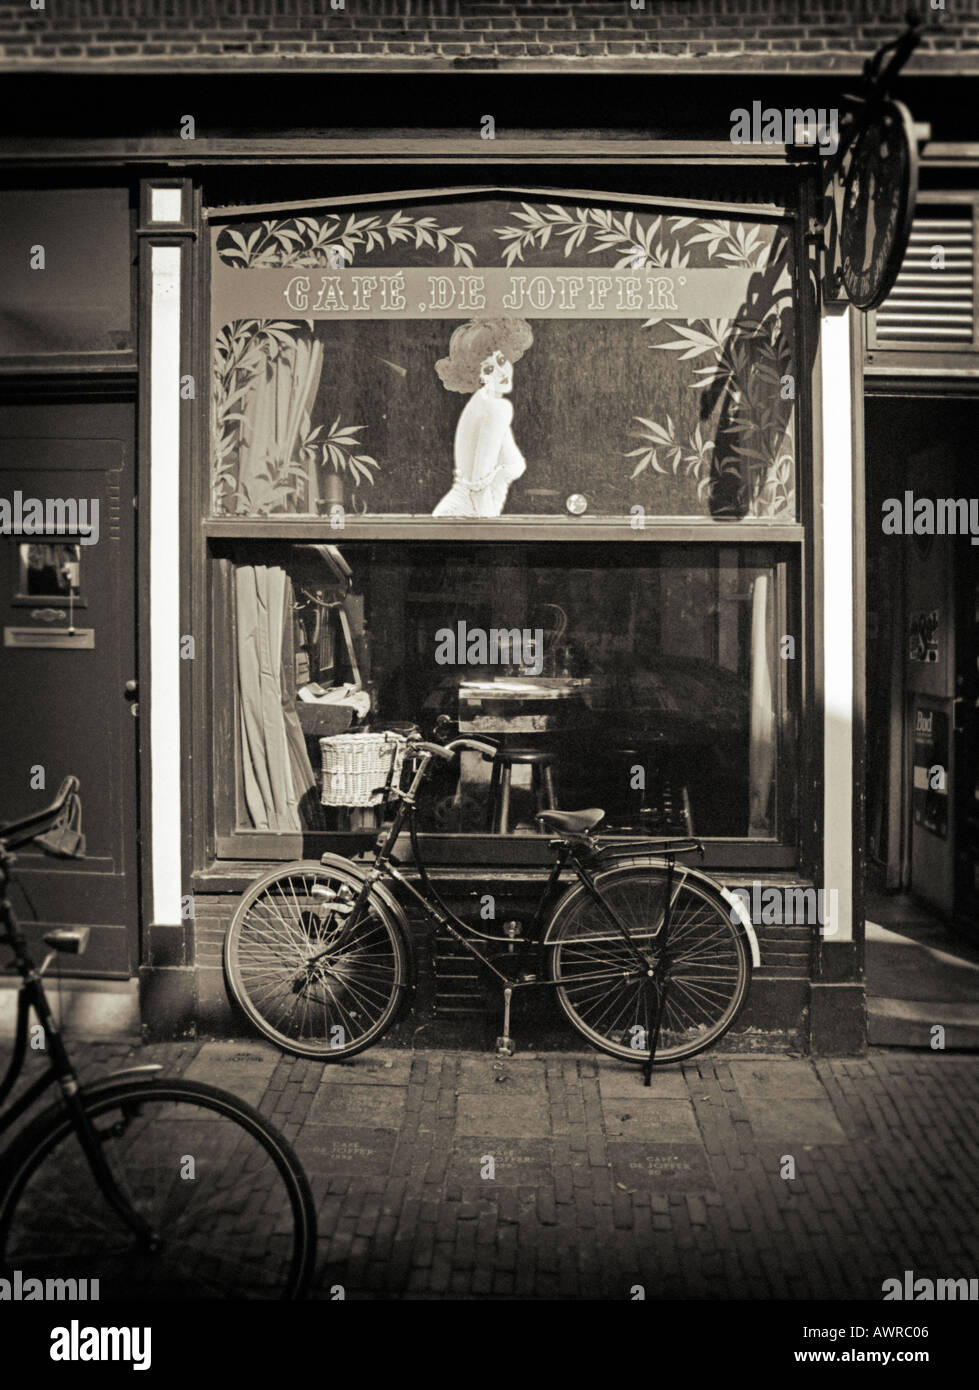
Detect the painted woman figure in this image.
<box><xmin>432</xmin><ymin>317</ymin><xmax>534</xmax><ymax>518</ymax></box>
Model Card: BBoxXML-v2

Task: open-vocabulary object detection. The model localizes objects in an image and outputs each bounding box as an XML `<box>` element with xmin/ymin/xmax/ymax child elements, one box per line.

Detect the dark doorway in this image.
<box><xmin>865</xmin><ymin>393</ymin><xmax>979</xmax><ymax>938</ymax></box>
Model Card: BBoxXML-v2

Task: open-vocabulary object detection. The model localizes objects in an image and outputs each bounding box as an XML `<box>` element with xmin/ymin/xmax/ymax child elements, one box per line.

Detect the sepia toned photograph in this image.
<box><xmin>0</xmin><ymin>0</ymin><xmax>977</xmax><ymax>1368</ymax></box>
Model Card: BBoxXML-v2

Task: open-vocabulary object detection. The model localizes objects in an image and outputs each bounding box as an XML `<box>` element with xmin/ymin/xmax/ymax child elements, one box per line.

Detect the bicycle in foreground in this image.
<box><xmin>0</xmin><ymin>777</ymin><xmax>316</xmax><ymax>1299</ymax></box>
<box><xmin>226</xmin><ymin>731</ymin><xmax>760</xmax><ymax>1084</ymax></box>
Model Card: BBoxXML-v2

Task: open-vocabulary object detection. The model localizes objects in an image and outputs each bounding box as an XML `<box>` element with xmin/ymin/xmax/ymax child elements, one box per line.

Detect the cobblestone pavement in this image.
<box><xmin>11</xmin><ymin>1041</ymin><xmax>979</xmax><ymax>1300</ymax></box>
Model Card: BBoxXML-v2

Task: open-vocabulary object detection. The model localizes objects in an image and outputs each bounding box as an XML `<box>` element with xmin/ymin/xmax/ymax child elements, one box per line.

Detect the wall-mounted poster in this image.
<box><xmin>908</xmin><ymin>609</ymin><xmax>940</xmax><ymax>663</ymax></box>
<box><xmin>210</xmin><ymin>191</ymin><xmax>797</xmax><ymax>521</ymax></box>
<box><xmin>912</xmin><ymin>705</ymin><xmax>948</xmax><ymax>839</ymax></box>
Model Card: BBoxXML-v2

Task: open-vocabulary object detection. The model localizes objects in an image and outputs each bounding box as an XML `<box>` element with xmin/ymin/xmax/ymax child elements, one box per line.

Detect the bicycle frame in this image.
<box><xmin>328</xmin><ymin>744</ymin><xmax>710</xmax><ymax>977</ymax></box>
<box><xmin>0</xmin><ymin>853</ymin><xmax>157</xmax><ymax>1245</ymax></box>
<box><xmin>305</xmin><ymin>745</ymin><xmax>703</xmax><ymax>1079</ymax></box>
<box><xmin>0</xmin><ymin>954</ymin><xmax>78</xmax><ymax>1139</ymax></box>
<box><xmin>389</xmin><ymin>825</ymin><xmax>662</xmax><ymax>988</ymax></box>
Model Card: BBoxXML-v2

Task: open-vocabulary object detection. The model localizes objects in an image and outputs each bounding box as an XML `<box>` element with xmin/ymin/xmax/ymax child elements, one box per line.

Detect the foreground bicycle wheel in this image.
<box><xmin>0</xmin><ymin>1078</ymin><xmax>315</xmax><ymax>1299</ymax></box>
<box><xmin>225</xmin><ymin>862</ymin><xmax>408</xmax><ymax>1059</ymax></box>
<box><xmin>546</xmin><ymin>865</ymin><xmax>751</xmax><ymax>1063</ymax></box>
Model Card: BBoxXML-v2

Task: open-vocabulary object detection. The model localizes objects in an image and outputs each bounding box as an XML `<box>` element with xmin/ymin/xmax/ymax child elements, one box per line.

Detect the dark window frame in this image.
<box><xmin>207</xmin><ymin>537</ymin><xmax>801</xmax><ymax>870</ymax></box>
<box><xmin>191</xmin><ymin>166</ymin><xmax>816</xmax><ymax>878</ymax></box>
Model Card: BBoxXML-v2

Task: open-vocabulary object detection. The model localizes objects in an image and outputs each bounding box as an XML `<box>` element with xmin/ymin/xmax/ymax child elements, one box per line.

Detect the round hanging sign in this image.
<box><xmin>840</xmin><ymin>99</ymin><xmax>918</xmax><ymax>311</ymax></box>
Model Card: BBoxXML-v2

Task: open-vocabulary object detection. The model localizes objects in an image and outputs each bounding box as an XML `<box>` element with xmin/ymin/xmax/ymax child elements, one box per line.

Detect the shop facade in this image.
<box><xmin>6</xmin><ymin>55</ymin><xmax>960</xmax><ymax>1052</ymax></box>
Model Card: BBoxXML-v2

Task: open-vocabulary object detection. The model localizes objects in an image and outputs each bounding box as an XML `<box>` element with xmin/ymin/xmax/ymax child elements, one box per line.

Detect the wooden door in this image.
<box><xmin>0</xmin><ymin>394</ymin><xmax>138</xmax><ymax>976</ymax></box>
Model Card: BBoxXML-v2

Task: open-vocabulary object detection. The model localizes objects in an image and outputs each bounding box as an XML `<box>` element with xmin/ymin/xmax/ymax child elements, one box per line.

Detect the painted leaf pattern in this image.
<box><xmin>217</xmin><ymin>212</ymin><xmax>477</xmax><ymax>269</ymax></box>
<box><xmin>212</xmin><ymin>320</ymin><xmax>380</xmax><ymax>516</ymax></box>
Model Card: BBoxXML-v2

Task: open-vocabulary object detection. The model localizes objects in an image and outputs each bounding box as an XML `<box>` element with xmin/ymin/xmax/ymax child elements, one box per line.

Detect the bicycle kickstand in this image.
<box><xmin>496</xmin><ymin>986</ymin><xmax>515</xmax><ymax>1058</ymax></box>
<box><xmin>642</xmin><ymin>980</ymin><xmax>666</xmax><ymax>1087</ymax></box>
<box><xmin>643</xmin><ymin>853</ymin><xmax>674</xmax><ymax>1086</ymax></box>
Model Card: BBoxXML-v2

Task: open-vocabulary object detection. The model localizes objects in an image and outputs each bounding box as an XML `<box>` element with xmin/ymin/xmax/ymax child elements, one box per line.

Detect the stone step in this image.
<box><xmin>867</xmin><ymin>995</ymin><xmax>979</xmax><ymax>1049</ymax></box>
<box><xmin>865</xmin><ymin>917</ymin><xmax>979</xmax><ymax>1048</ymax></box>
<box><xmin>0</xmin><ymin>976</ymin><xmax>140</xmax><ymax>1039</ymax></box>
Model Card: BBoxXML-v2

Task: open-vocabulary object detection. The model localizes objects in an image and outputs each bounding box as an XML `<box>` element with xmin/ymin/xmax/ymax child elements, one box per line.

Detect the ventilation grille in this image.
<box><xmin>873</xmin><ymin>212</ymin><xmax>975</xmax><ymax>347</ymax></box>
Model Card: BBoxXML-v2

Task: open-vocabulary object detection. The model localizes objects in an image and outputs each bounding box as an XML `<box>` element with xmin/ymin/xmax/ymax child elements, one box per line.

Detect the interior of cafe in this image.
<box><xmin>235</xmin><ymin>539</ymin><xmax>789</xmax><ymax>847</ymax></box>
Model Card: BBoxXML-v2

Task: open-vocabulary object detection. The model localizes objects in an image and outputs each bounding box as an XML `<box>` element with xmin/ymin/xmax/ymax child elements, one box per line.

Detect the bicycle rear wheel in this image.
<box><xmin>0</xmin><ymin>1078</ymin><xmax>316</xmax><ymax>1299</ymax></box>
<box><xmin>225</xmin><ymin>861</ymin><xmax>408</xmax><ymax>1059</ymax></box>
<box><xmin>546</xmin><ymin>864</ymin><xmax>751</xmax><ymax>1063</ymax></box>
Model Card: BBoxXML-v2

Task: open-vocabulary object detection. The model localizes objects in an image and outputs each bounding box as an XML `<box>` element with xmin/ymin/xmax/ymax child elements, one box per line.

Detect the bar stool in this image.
<box><xmin>486</xmin><ymin>747</ymin><xmax>558</xmax><ymax>834</ymax></box>
<box><xmin>611</xmin><ymin>741</ymin><xmax>694</xmax><ymax>835</ymax></box>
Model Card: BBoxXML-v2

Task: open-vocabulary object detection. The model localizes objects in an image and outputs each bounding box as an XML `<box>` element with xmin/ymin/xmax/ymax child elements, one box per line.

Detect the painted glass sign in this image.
<box><xmin>210</xmin><ymin>194</ymin><xmax>797</xmax><ymax>520</ymax></box>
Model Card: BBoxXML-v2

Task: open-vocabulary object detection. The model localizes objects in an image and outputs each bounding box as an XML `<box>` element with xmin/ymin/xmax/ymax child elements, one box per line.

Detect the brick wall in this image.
<box><xmin>0</xmin><ymin>0</ymin><xmax>977</xmax><ymax>74</ymax></box>
<box><xmin>180</xmin><ymin>883</ymin><xmax>808</xmax><ymax>1044</ymax></box>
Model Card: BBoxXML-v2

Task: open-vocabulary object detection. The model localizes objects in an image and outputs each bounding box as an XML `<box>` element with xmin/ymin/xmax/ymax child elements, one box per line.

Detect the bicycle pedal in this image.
<box><xmin>495</xmin><ymin>1036</ymin><xmax>516</xmax><ymax>1057</ymax></box>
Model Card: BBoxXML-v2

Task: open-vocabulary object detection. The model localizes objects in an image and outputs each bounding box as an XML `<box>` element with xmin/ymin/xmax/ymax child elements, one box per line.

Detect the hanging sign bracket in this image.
<box><xmin>809</xmin><ymin>11</ymin><xmax>930</xmax><ymax>310</ymax></box>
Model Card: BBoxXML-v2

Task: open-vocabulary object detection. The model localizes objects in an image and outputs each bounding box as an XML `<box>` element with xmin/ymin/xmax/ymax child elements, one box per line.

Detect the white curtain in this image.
<box><xmin>235</xmin><ymin>564</ymin><xmax>301</xmax><ymax>832</ymax></box>
<box><xmin>748</xmin><ymin>574</ymin><xmax>775</xmax><ymax>835</ymax></box>
<box><xmin>237</xmin><ymin>335</ymin><xmax>324</xmax><ymax>514</ymax></box>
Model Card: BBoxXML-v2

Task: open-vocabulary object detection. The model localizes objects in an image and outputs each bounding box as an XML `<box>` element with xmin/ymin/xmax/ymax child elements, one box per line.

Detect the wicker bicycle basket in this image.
<box><xmin>319</xmin><ymin>731</ymin><xmax>407</xmax><ymax>808</ymax></box>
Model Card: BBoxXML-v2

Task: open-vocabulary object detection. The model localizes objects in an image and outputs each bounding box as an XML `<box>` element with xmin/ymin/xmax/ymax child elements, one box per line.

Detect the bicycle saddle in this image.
<box><xmin>534</xmin><ymin>808</ymin><xmax>605</xmax><ymax>834</ymax></box>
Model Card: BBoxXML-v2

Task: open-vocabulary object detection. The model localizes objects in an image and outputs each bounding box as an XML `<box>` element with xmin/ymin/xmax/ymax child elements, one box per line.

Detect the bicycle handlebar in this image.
<box><xmin>412</xmin><ymin>741</ymin><xmax>456</xmax><ymax>762</ymax></box>
<box><xmin>448</xmin><ymin>736</ymin><xmax>498</xmax><ymax>759</ymax></box>
<box><xmin>411</xmin><ymin>736</ymin><xmax>498</xmax><ymax>763</ymax></box>
<box><xmin>0</xmin><ymin>776</ymin><xmax>79</xmax><ymax>851</ymax></box>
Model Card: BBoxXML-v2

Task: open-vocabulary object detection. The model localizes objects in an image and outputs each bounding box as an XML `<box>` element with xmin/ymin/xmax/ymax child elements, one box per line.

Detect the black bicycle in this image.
<box><xmin>225</xmin><ymin>731</ymin><xmax>759</xmax><ymax>1083</ymax></box>
<box><xmin>0</xmin><ymin>778</ymin><xmax>316</xmax><ymax>1299</ymax></box>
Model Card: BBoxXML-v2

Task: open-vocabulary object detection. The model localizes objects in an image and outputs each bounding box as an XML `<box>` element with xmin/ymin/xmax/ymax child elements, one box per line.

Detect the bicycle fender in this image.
<box><xmin>316</xmin><ymin>853</ymin><xmax>418</xmax><ymax>994</ymax></box>
<box><xmin>543</xmin><ymin>858</ymin><xmax>761</xmax><ymax>968</ymax></box>
<box><xmin>69</xmin><ymin>1069</ymin><xmax>166</xmax><ymax>1102</ymax></box>
<box><xmin>98</xmin><ymin>1065</ymin><xmax>164</xmax><ymax>1084</ymax></box>
<box><xmin>660</xmin><ymin>863</ymin><xmax>761</xmax><ymax>968</ymax></box>
<box><xmin>715</xmin><ymin>885</ymin><xmax>762</xmax><ymax>969</ymax></box>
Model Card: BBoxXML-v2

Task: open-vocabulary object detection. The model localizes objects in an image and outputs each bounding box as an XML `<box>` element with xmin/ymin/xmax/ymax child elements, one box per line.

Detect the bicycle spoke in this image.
<box><xmin>226</xmin><ymin>867</ymin><xmax>405</xmax><ymax>1056</ymax></box>
<box><xmin>550</xmin><ymin>870</ymin><xmax>749</xmax><ymax>1063</ymax></box>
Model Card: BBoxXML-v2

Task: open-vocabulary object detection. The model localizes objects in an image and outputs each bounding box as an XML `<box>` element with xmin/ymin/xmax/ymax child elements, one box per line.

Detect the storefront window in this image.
<box><xmin>206</xmin><ymin>186</ymin><xmax>804</xmax><ymax>867</ymax></box>
<box><xmin>219</xmin><ymin>541</ymin><xmax>795</xmax><ymax>843</ymax></box>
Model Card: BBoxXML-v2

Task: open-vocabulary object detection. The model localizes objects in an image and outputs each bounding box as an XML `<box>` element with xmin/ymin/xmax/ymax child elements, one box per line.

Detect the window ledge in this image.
<box><xmin>204</xmin><ymin>515</ymin><xmax>803</xmax><ymax>543</ymax></box>
<box><xmin>192</xmin><ymin>858</ymin><xmax>807</xmax><ymax>896</ymax></box>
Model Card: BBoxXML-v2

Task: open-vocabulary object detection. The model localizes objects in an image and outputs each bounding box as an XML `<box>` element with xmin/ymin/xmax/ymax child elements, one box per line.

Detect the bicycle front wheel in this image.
<box><xmin>0</xmin><ymin>1078</ymin><xmax>316</xmax><ymax>1299</ymax></box>
<box><xmin>225</xmin><ymin>861</ymin><xmax>409</xmax><ymax>1059</ymax></box>
<box><xmin>546</xmin><ymin>865</ymin><xmax>751</xmax><ymax>1063</ymax></box>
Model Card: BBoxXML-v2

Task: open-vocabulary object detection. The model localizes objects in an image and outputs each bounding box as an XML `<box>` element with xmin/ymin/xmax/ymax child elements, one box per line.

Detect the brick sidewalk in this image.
<box><xmin>17</xmin><ymin>1040</ymin><xmax>979</xmax><ymax>1300</ymax></box>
